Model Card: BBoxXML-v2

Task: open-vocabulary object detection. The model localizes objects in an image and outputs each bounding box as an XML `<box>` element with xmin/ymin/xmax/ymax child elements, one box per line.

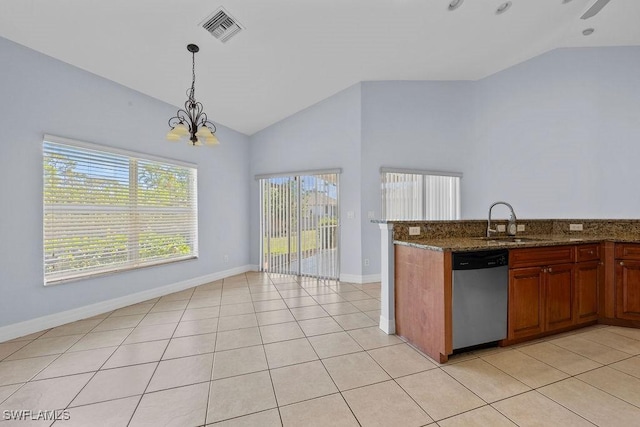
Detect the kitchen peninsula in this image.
<box><xmin>376</xmin><ymin>219</ymin><xmax>640</xmax><ymax>363</ymax></box>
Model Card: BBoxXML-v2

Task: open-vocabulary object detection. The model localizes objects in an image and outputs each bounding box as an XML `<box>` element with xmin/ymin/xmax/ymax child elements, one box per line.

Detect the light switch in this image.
<box><xmin>347</xmin><ymin>211</ymin><xmax>354</xmax><ymax>219</ymax></box>
<box><xmin>409</xmin><ymin>226</ymin><xmax>421</xmax><ymax>236</ymax></box>
<box><xmin>367</xmin><ymin>211</ymin><xmax>375</xmax><ymax>219</ymax></box>
<box><xmin>569</xmin><ymin>223</ymin><xmax>583</xmax><ymax>231</ymax></box>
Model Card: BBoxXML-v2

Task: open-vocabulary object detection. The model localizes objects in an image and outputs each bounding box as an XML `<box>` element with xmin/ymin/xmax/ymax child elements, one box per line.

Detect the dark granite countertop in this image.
<box><xmin>395</xmin><ymin>234</ymin><xmax>640</xmax><ymax>252</ymax></box>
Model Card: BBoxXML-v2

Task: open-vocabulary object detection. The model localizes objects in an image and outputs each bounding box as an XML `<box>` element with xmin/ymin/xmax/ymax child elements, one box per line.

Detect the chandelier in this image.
<box><xmin>166</xmin><ymin>44</ymin><xmax>219</xmax><ymax>146</ymax></box>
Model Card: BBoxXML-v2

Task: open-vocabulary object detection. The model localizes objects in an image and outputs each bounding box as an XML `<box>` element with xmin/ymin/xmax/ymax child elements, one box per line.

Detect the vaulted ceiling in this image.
<box><xmin>1</xmin><ymin>0</ymin><xmax>638</xmax><ymax>135</ymax></box>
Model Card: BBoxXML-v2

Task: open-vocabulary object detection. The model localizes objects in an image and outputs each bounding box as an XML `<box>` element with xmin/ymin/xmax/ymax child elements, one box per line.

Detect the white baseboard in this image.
<box><xmin>0</xmin><ymin>265</ymin><xmax>253</xmax><ymax>343</ymax></box>
<box><xmin>339</xmin><ymin>273</ymin><xmax>381</xmax><ymax>284</ymax></box>
<box><xmin>379</xmin><ymin>316</ymin><xmax>396</xmax><ymax>335</ymax></box>
<box><xmin>361</xmin><ymin>273</ymin><xmax>381</xmax><ymax>284</ymax></box>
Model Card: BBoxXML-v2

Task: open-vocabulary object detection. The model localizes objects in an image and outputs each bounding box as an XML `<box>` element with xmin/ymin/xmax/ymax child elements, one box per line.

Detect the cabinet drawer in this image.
<box><xmin>510</xmin><ymin>246</ymin><xmax>575</xmax><ymax>268</ymax></box>
<box><xmin>615</xmin><ymin>244</ymin><xmax>640</xmax><ymax>260</ymax></box>
<box><xmin>576</xmin><ymin>244</ymin><xmax>600</xmax><ymax>262</ymax></box>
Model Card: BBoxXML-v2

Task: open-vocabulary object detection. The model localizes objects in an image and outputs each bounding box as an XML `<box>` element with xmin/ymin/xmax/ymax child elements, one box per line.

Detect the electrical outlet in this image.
<box><xmin>347</xmin><ymin>211</ymin><xmax>355</xmax><ymax>219</ymax></box>
<box><xmin>364</xmin><ymin>258</ymin><xmax>370</xmax><ymax>266</ymax></box>
<box><xmin>497</xmin><ymin>224</ymin><xmax>506</xmax><ymax>232</ymax></box>
<box><xmin>223</xmin><ymin>254</ymin><xmax>229</xmax><ymax>263</ymax></box>
<box><xmin>367</xmin><ymin>211</ymin><xmax>375</xmax><ymax>219</ymax></box>
<box><xmin>409</xmin><ymin>226</ymin><xmax>421</xmax><ymax>236</ymax></box>
<box><xmin>569</xmin><ymin>223</ymin><xmax>583</xmax><ymax>231</ymax></box>
<box><xmin>517</xmin><ymin>224</ymin><xmax>526</xmax><ymax>232</ymax></box>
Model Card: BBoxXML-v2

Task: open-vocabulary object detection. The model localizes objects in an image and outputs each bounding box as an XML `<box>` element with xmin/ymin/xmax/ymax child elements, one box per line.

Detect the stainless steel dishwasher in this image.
<box><xmin>452</xmin><ymin>249</ymin><xmax>509</xmax><ymax>350</ymax></box>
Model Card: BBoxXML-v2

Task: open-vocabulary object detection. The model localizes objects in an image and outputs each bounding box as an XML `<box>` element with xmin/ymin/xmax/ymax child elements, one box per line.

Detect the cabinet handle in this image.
<box><xmin>548</xmin><ymin>267</ymin><xmax>553</xmax><ymax>273</ymax></box>
<box><xmin>588</xmin><ymin>251</ymin><xmax>594</xmax><ymax>255</ymax></box>
<box><xmin>620</xmin><ymin>261</ymin><xmax>625</xmax><ymax>266</ymax></box>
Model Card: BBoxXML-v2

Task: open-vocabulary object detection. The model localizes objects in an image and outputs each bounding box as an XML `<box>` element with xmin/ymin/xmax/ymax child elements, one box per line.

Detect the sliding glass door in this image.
<box><xmin>259</xmin><ymin>172</ymin><xmax>339</xmax><ymax>279</ymax></box>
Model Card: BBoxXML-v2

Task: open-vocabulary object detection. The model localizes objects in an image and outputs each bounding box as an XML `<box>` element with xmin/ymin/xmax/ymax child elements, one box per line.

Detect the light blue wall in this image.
<box><xmin>0</xmin><ymin>37</ymin><xmax>251</xmax><ymax>327</ymax></box>
<box><xmin>465</xmin><ymin>46</ymin><xmax>640</xmax><ymax>219</ymax></box>
<box><xmin>249</xmin><ymin>84</ymin><xmax>362</xmax><ymax>278</ymax></box>
<box><xmin>249</xmin><ymin>80</ymin><xmax>476</xmax><ymax>279</ymax></box>
<box><xmin>360</xmin><ymin>81</ymin><xmax>476</xmax><ymax>276</ymax></box>
<box><xmin>249</xmin><ymin>46</ymin><xmax>640</xmax><ymax>279</ymax></box>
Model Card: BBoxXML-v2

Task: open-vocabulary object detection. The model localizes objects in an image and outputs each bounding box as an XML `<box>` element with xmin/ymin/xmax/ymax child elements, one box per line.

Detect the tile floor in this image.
<box><xmin>1</xmin><ymin>272</ymin><xmax>640</xmax><ymax>426</ymax></box>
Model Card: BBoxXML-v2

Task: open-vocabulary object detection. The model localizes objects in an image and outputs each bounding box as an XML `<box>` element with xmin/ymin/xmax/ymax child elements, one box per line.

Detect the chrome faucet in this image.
<box><xmin>487</xmin><ymin>201</ymin><xmax>517</xmax><ymax>237</ymax></box>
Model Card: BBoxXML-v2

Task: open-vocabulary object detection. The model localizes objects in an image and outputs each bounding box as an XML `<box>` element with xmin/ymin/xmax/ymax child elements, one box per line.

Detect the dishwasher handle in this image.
<box><xmin>452</xmin><ymin>250</ymin><xmax>509</xmax><ymax>270</ymax></box>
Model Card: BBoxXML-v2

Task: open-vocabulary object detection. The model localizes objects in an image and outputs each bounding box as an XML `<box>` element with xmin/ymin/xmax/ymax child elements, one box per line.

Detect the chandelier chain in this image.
<box><xmin>190</xmin><ymin>50</ymin><xmax>196</xmax><ymax>102</ymax></box>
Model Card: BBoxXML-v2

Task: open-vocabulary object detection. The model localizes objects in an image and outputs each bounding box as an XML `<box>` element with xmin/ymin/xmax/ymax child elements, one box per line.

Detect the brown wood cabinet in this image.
<box><xmin>393</xmin><ymin>240</ymin><xmax>636</xmax><ymax>361</ymax></box>
<box><xmin>574</xmin><ymin>244</ymin><xmax>602</xmax><ymax>324</ymax></box>
<box><xmin>615</xmin><ymin>244</ymin><xmax>640</xmax><ymax>260</ymax></box>
<box><xmin>545</xmin><ymin>263</ymin><xmax>575</xmax><ymax>331</ymax></box>
<box><xmin>394</xmin><ymin>244</ymin><xmax>452</xmax><ymax>363</ymax></box>
<box><xmin>508</xmin><ymin>245</ymin><xmax>575</xmax><ymax>340</ymax></box>
<box><xmin>508</xmin><ymin>267</ymin><xmax>544</xmax><ymax>339</ymax></box>
<box><xmin>508</xmin><ymin>262</ymin><xmax>574</xmax><ymax>340</ymax></box>
<box><xmin>615</xmin><ymin>243</ymin><xmax>640</xmax><ymax>321</ymax></box>
<box><xmin>575</xmin><ymin>260</ymin><xmax>601</xmax><ymax>323</ymax></box>
<box><xmin>507</xmin><ymin>245</ymin><xmax>604</xmax><ymax>341</ymax></box>
<box><xmin>509</xmin><ymin>245</ymin><xmax>574</xmax><ymax>269</ymax></box>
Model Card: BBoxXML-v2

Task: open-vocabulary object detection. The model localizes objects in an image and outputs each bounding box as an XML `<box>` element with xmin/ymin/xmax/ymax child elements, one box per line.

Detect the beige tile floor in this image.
<box><xmin>1</xmin><ymin>272</ymin><xmax>640</xmax><ymax>426</ymax></box>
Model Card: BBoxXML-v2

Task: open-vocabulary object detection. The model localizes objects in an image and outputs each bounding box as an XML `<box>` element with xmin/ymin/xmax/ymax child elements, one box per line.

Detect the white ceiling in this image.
<box><xmin>1</xmin><ymin>0</ymin><xmax>639</xmax><ymax>135</ymax></box>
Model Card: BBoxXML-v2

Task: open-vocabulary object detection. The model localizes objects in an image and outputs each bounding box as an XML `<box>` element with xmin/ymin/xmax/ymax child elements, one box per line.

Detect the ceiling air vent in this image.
<box><xmin>201</xmin><ymin>7</ymin><xmax>243</xmax><ymax>43</ymax></box>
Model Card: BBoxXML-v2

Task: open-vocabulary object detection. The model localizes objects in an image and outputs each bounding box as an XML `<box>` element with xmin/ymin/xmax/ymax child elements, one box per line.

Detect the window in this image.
<box><xmin>43</xmin><ymin>135</ymin><xmax>198</xmax><ymax>284</ymax></box>
<box><xmin>381</xmin><ymin>168</ymin><xmax>461</xmax><ymax>220</ymax></box>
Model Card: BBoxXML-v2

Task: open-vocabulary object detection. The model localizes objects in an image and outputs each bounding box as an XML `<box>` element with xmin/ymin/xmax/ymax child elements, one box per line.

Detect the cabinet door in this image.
<box><xmin>616</xmin><ymin>260</ymin><xmax>640</xmax><ymax>321</ymax></box>
<box><xmin>545</xmin><ymin>263</ymin><xmax>575</xmax><ymax>331</ymax></box>
<box><xmin>509</xmin><ymin>267</ymin><xmax>544</xmax><ymax>339</ymax></box>
<box><xmin>575</xmin><ymin>261</ymin><xmax>600</xmax><ymax>324</ymax></box>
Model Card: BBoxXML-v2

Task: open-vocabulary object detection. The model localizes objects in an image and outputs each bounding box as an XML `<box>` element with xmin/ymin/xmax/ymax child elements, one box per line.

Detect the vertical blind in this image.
<box><xmin>381</xmin><ymin>169</ymin><xmax>461</xmax><ymax>220</ymax></box>
<box><xmin>43</xmin><ymin>137</ymin><xmax>198</xmax><ymax>284</ymax></box>
<box><xmin>258</xmin><ymin>171</ymin><xmax>340</xmax><ymax>280</ymax></box>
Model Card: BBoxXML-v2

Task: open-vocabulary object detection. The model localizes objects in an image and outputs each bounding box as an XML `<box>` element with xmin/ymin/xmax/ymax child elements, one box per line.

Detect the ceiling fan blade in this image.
<box><xmin>581</xmin><ymin>0</ymin><xmax>612</xmax><ymax>20</ymax></box>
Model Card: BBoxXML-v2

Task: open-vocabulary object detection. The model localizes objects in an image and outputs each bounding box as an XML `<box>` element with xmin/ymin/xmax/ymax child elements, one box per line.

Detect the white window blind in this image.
<box><xmin>43</xmin><ymin>137</ymin><xmax>198</xmax><ymax>284</ymax></box>
<box><xmin>381</xmin><ymin>169</ymin><xmax>461</xmax><ymax>220</ymax></box>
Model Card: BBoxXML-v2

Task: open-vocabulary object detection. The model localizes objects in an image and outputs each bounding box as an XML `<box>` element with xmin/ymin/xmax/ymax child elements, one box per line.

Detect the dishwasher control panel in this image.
<box><xmin>452</xmin><ymin>250</ymin><xmax>509</xmax><ymax>270</ymax></box>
